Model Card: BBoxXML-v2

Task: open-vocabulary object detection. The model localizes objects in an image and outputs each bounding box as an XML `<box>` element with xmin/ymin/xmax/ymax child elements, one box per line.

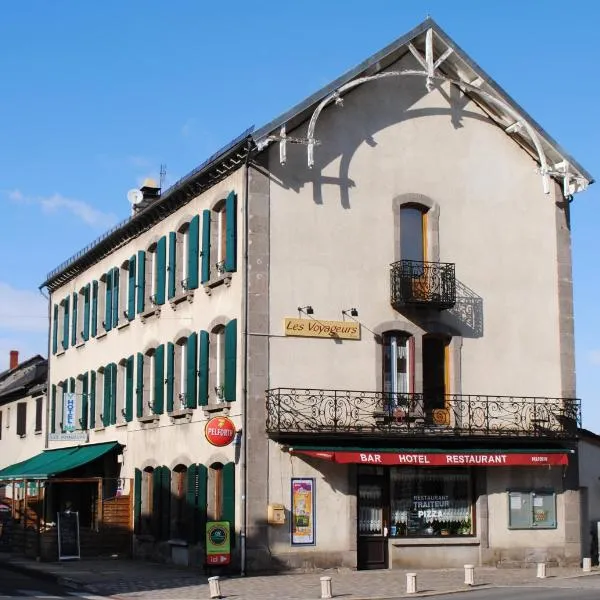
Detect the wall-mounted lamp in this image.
<box><xmin>342</xmin><ymin>308</ymin><xmax>359</xmax><ymax>317</ymax></box>
<box><xmin>298</xmin><ymin>305</ymin><xmax>314</xmax><ymax>315</ymax></box>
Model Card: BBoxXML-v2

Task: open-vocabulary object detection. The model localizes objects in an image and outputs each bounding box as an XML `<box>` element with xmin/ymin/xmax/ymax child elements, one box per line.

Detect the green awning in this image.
<box><xmin>0</xmin><ymin>442</ymin><xmax>121</xmax><ymax>481</ymax></box>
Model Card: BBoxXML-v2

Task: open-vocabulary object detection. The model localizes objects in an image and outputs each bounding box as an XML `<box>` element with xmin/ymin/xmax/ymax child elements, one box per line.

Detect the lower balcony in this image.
<box><xmin>266</xmin><ymin>388</ymin><xmax>580</xmax><ymax>440</ymax></box>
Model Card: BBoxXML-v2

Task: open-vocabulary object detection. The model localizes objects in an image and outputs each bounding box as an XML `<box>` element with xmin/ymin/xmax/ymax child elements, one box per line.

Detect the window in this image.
<box><xmin>383</xmin><ymin>332</ymin><xmax>414</xmax><ymax>399</ymax></box>
<box><xmin>215</xmin><ymin>201</ymin><xmax>227</xmax><ymax>275</ymax></box>
<box><xmin>140</xmin><ymin>466</ymin><xmax>154</xmax><ymax>535</ymax></box>
<box><xmin>35</xmin><ymin>397</ymin><xmax>43</xmax><ymax>432</ymax></box>
<box><xmin>117</xmin><ymin>359</ymin><xmax>127</xmax><ymax>423</ymax></box>
<box><xmin>208</xmin><ymin>463</ymin><xmax>224</xmax><ymax>521</ymax></box>
<box><xmin>16</xmin><ymin>402</ymin><xmax>27</xmax><ymax>437</ymax></box>
<box><xmin>400</xmin><ymin>205</ymin><xmax>427</xmax><ymax>263</ymax></box>
<box><xmin>508</xmin><ymin>490</ymin><xmax>556</xmax><ymax>529</ymax></box>
<box><xmin>423</xmin><ymin>335</ymin><xmax>450</xmax><ymax>421</ymax></box>
<box><xmin>144</xmin><ymin>245</ymin><xmax>157</xmax><ymax>306</ymax></box>
<box><xmin>72</xmin><ymin>291</ymin><xmax>80</xmax><ymax>346</ymax></box>
<box><xmin>389</xmin><ymin>468</ymin><xmax>473</xmax><ymax>537</ymax></box>
<box><xmin>174</xmin><ymin>338</ymin><xmax>187</xmax><ymax>409</ymax></box>
<box><xmin>174</xmin><ymin>225</ymin><xmax>189</xmax><ymax>292</ymax></box>
<box><xmin>52</xmin><ymin>304</ymin><xmax>59</xmax><ymax>354</ymax></box>
<box><xmin>214</xmin><ymin>326</ymin><xmax>225</xmax><ymax>401</ymax></box>
<box><xmin>119</xmin><ymin>261</ymin><xmax>130</xmax><ymax>323</ymax></box>
<box><xmin>82</xmin><ymin>284</ymin><xmax>91</xmax><ymax>342</ymax></box>
<box><xmin>98</xmin><ymin>274</ymin><xmax>107</xmax><ymax>332</ymax></box>
<box><xmin>143</xmin><ymin>239</ymin><xmax>167</xmax><ymax>308</ymax></box>
<box><xmin>142</xmin><ymin>350</ymin><xmax>154</xmax><ymax>416</ymax></box>
<box><xmin>61</xmin><ymin>296</ymin><xmax>70</xmax><ymax>350</ymax></box>
<box><xmin>171</xmin><ymin>465</ymin><xmax>188</xmax><ymax>540</ymax></box>
<box><xmin>126</xmin><ymin>255</ymin><xmax>136</xmax><ymax>321</ymax></box>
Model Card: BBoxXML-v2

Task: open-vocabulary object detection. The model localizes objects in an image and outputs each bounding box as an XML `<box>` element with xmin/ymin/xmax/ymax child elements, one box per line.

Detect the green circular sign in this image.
<box><xmin>208</xmin><ymin>525</ymin><xmax>228</xmax><ymax>546</ymax></box>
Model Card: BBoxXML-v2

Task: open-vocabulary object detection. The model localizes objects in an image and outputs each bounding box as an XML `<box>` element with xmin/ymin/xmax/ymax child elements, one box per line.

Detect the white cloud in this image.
<box><xmin>0</xmin><ymin>283</ymin><xmax>48</xmax><ymax>333</ymax></box>
<box><xmin>181</xmin><ymin>118</ymin><xmax>196</xmax><ymax>137</ymax></box>
<box><xmin>6</xmin><ymin>189</ymin><xmax>117</xmax><ymax>229</ymax></box>
<box><xmin>589</xmin><ymin>350</ymin><xmax>600</xmax><ymax>366</ymax></box>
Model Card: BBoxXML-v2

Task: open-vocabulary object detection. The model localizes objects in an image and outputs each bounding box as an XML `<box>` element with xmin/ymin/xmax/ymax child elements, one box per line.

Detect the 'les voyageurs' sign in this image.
<box><xmin>284</xmin><ymin>318</ymin><xmax>360</xmax><ymax>340</ymax></box>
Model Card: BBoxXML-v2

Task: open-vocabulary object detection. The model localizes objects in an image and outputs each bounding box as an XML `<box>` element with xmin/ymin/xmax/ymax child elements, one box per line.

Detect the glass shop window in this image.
<box><xmin>508</xmin><ymin>490</ymin><xmax>556</xmax><ymax>529</ymax></box>
<box><xmin>390</xmin><ymin>467</ymin><xmax>473</xmax><ymax>537</ymax></box>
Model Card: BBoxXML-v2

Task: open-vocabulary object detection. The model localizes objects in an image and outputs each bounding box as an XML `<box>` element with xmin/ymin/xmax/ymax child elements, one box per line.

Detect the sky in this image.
<box><xmin>0</xmin><ymin>1</ymin><xmax>598</xmax><ymax>426</ymax></box>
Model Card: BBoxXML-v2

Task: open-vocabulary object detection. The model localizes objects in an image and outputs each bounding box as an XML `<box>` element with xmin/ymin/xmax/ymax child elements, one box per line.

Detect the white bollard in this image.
<box><xmin>464</xmin><ymin>564</ymin><xmax>475</xmax><ymax>586</ymax></box>
<box><xmin>406</xmin><ymin>572</ymin><xmax>417</xmax><ymax>594</ymax></box>
<box><xmin>320</xmin><ymin>576</ymin><xmax>332</xmax><ymax>599</ymax></box>
<box><xmin>536</xmin><ymin>563</ymin><xmax>546</xmax><ymax>579</ymax></box>
<box><xmin>208</xmin><ymin>576</ymin><xmax>222</xmax><ymax>599</ymax></box>
<box><xmin>583</xmin><ymin>557</ymin><xmax>592</xmax><ymax>572</ymax></box>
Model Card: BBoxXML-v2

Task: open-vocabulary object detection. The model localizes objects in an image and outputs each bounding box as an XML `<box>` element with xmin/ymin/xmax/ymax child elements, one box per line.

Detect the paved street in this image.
<box><xmin>431</xmin><ymin>586</ymin><xmax>600</xmax><ymax>600</ymax></box>
<box><xmin>0</xmin><ymin>565</ymin><xmax>105</xmax><ymax>600</ymax></box>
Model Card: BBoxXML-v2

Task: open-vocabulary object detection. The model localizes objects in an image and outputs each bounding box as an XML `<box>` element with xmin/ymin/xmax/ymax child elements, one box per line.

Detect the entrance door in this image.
<box><xmin>357</xmin><ymin>469</ymin><xmax>388</xmax><ymax>570</ymax></box>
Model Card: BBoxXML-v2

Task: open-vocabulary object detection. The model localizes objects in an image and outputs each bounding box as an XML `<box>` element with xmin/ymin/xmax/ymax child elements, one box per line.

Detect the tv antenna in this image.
<box><xmin>127</xmin><ymin>188</ymin><xmax>143</xmax><ymax>205</ymax></box>
<box><xmin>159</xmin><ymin>164</ymin><xmax>167</xmax><ymax>190</ymax></box>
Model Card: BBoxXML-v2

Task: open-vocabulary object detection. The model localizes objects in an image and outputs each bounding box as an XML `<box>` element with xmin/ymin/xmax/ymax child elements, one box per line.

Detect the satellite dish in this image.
<box><xmin>127</xmin><ymin>189</ymin><xmax>144</xmax><ymax>205</ymax></box>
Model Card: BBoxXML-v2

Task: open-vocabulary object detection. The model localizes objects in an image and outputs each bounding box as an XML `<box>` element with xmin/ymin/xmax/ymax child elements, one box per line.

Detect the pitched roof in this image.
<box><xmin>0</xmin><ymin>355</ymin><xmax>47</xmax><ymax>402</ymax></box>
<box><xmin>253</xmin><ymin>18</ymin><xmax>593</xmax><ymax>191</ymax></box>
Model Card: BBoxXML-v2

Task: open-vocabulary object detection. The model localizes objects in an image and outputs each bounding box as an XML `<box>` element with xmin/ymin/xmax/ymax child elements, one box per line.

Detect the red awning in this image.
<box><xmin>290</xmin><ymin>449</ymin><xmax>569</xmax><ymax>467</ymax></box>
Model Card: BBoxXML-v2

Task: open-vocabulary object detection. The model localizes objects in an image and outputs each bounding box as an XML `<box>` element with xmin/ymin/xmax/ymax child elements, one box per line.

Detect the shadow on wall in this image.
<box><xmin>266</xmin><ymin>58</ymin><xmax>494</xmax><ymax>210</ymax></box>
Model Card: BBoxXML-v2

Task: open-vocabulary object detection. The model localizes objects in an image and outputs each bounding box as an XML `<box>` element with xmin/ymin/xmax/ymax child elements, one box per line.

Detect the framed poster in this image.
<box><xmin>291</xmin><ymin>478</ymin><xmax>315</xmax><ymax>545</ymax></box>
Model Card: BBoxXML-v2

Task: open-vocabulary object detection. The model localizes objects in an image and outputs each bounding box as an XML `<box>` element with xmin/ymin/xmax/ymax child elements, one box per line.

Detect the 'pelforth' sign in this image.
<box><xmin>291</xmin><ymin>449</ymin><xmax>569</xmax><ymax>467</ymax></box>
<box><xmin>205</xmin><ymin>416</ymin><xmax>236</xmax><ymax>447</ymax></box>
<box><xmin>284</xmin><ymin>318</ymin><xmax>360</xmax><ymax>340</ymax></box>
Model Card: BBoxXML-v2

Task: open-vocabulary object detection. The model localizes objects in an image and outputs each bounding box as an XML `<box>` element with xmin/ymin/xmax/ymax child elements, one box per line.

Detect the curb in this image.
<box><xmin>0</xmin><ymin>559</ymin><xmax>87</xmax><ymax>592</ymax></box>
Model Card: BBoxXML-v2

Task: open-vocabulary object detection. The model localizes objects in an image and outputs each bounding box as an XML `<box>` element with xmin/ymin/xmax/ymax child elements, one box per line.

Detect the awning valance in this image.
<box><xmin>0</xmin><ymin>442</ymin><xmax>121</xmax><ymax>481</ymax></box>
<box><xmin>289</xmin><ymin>447</ymin><xmax>571</xmax><ymax>467</ymax></box>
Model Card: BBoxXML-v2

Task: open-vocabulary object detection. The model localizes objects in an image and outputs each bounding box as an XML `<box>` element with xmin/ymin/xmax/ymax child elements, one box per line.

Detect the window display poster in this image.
<box><xmin>291</xmin><ymin>478</ymin><xmax>315</xmax><ymax>545</ymax></box>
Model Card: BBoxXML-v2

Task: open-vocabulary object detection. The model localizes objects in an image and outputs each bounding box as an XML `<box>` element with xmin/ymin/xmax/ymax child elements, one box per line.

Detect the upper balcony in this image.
<box><xmin>266</xmin><ymin>388</ymin><xmax>580</xmax><ymax>441</ymax></box>
<box><xmin>390</xmin><ymin>260</ymin><xmax>456</xmax><ymax>311</ymax></box>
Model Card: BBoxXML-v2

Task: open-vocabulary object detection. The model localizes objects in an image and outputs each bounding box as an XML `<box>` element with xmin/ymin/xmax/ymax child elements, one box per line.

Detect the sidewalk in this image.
<box><xmin>1</xmin><ymin>553</ymin><xmax>600</xmax><ymax>599</ymax></box>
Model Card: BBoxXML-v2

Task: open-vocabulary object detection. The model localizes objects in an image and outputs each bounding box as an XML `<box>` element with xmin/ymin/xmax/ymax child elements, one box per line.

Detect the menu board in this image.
<box><xmin>57</xmin><ymin>511</ymin><xmax>80</xmax><ymax>560</ymax></box>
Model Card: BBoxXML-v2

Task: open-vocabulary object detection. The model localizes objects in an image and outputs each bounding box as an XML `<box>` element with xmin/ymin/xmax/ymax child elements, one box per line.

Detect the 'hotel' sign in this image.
<box><xmin>284</xmin><ymin>318</ymin><xmax>360</xmax><ymax>340</ymax></box>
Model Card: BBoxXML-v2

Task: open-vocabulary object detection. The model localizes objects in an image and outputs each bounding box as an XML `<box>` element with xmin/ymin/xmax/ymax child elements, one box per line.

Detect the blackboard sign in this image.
<box><xmin>57</xmin><ymin>511</ymin><xmax>80</xmax><ymax>560</ymax></box>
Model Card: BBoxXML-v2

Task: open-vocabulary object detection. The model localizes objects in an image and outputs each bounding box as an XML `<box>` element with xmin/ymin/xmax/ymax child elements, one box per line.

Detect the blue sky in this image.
<box><xmin>1</xmin><ymin>1</ymin><xmax>598</xmax><ymax>426</ymax></box>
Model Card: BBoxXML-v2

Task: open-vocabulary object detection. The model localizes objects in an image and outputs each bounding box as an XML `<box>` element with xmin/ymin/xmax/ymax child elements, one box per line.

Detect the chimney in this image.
<box><xmin>9</xmin><ymin>350</ymin><xmax>18</xmax><ymax>370</ymax></box>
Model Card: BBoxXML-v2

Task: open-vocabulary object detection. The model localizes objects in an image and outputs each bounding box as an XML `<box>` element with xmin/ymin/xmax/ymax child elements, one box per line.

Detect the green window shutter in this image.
<box><xmin>112</xmin><ymin>268</ymin><xmax>120</xmax><ymax>327</ymax></box>
<box><xmin>52</xmin><ymin>305</ymin><xmax>58</xmax><ymax>354</ymax></box>
<box><xmin>83</xmin><ymin>284</ymin><xmax>90</xmax><ymax>341</ymax></box>
<box><xmin>69</xmin><ymin>377</ymin><xmax>75</xmax><ymax>393</ymax></box>
<box><xmin>128</xmin><ymin>255</ymin><xmax>136</xmax><ymax>320</ymax></box>
<box><xmin>201</xmin><ymin>210</ymin><xmax>211</xmax><ymax>284</ymax></box>
<box><xmin>186</xmin><ymin>333</ymin><xmax>197</xmax><ymax>409</ymax></box>
<box><xmin>71</xmin><ymin>293</ymin><xmax>78</xmax><ymax>346</ymax></box>
<box><xmin>187</xmin><ymin>215</ymin><xmax>200</xmax><ymax>290</ymax></box>
<box><xmin>125</xmin><ymin>355</ymin><xmax>134</xmax><ymax>422</ymax></box>
<box><xmin>154</xmin><ymin>344</ymin><xmax>165</xmax><ymax>414</ymax></box>
<box><xmin>197</xmin><ymin>464</ymin><xmax>207</xmax><ymax>544</ymax></box>
<box><xmin>102</xmin><ymin>367</ymin><xmax>110</xmax><ymax>427</ymax></box>
<box><xmin>136</xmin><ymin>353</ymin><xmax>144</xmax><ymax>418</ymax></box>
<box><xmin>224</xmin><ymin>319</ymin><xmax>237</xmax><ymax>402</ymax></box>
<box><xmin>160</xmin><ymin>466</ymin><xmax>171</xmax><ymax>541</ymax></box>
<box><xmin>104</xmin><ymin>273</ymin><xmax>113</xmax><ymax>331</ymax></box>
<box><xmin>223</xmin><ymin>462</ymin><xmax>235</xmax><ymax>544</ymax></box>
<box><xmin>91</xmin><ymin>281</ymin><xmax>98</xmax><ymax>337</ymax></box>
<box><xmin>62</xmin><ymin>296</ymin><xmax>70</xmax><ymax>350</ymax></box>
<box><xmin>224</xmin><ymin>191</ymin><xmax>237</xmax><ymax>272</ymax></box>
<box><xmin>168</xmin><ymin>231</ymin><xmax>177</xmax><ymax>299</ymax></box>
<box><xmin>186</xmin><ymin>464</ymin><xmax>198</xmax><ymax>543</ymax></box>
<box><xmin>198</xmin><ymin>331</ymin><xmax>209</xmax><ymax>406</ymax></box>
<box><xmin>166</xmin><ymin>342</ymin><xmax>174</xmax><ymax>413</ymax></box>
<box><xmin>90</xmin><ymin>371</ymin><xmax>96</xmax><ymax>429</ymax></box>
<box><xmin>81</xmin><ymin>372</ymin><xmax>89</xmax><ymax>430</ymax></box>
<box><xmin>152</xmin><ymin>467</ymin><xmax>162</xmax><ymax>539</ymax></box>
<box><xmin>156</xmin><ymin>236</ymin><xmax>167</xmax><ymax>305</ymax></box>
<box><xmin>50</xmin><ymin>384</ymin><xmax>56</xmax><ymax>434</ymax></box>
<box><xmin>134</xmin><ymin>468</ymin><xmax>142</xmax><ymax>534</ymax></box>
<box><xmin>137</xmin><ymin>250</ymin><xmax>146</xmax><ymax>314</ymax></box>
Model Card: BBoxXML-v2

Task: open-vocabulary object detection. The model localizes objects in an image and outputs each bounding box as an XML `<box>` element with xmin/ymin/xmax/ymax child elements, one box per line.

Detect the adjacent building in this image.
<box><xmin>0</xmin><ymin>18</ymin><xmax>593</xmax><ymax>569</ymax></box>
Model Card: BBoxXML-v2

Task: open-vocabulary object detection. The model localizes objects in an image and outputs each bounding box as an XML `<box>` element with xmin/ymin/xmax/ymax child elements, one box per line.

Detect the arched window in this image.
<box><xmin>171</xmin><ymin>464</ymin><xmax>188</xmax><ymax>540</ymax></box>
<box><xmin>213</xmin><ymin>326</ymin><xmax>226</xmax><ymax>401</ymax></box>
<box><xmin>208</xmin><ymin>462</ymin><xmax>224</xmax><ymax>521</ymax></box>
<box><xmin>382</xmin><ymin>332</ymin><xmax>414</xmax><ymax>402</ymax></box>
<box><xmin>141</xmin><ymin>466</ymin><xmax>154</xmax><ymax>535</ymax></box>
<box><xmin>400</xmin><ymin>205</ymin><xmax>427</xmax><ymax>263</ymax></box>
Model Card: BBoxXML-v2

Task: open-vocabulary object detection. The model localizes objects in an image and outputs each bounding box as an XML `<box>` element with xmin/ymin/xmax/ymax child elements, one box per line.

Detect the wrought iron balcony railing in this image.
<box><xmin>391</xmin><ymin>260</ymin><xmax>456</xmax><ymax>310</ymax></box>
<box><xmin>266</xmin><ymin>388</ymin><xmax>580</xmax><ymax>439</ymax></box>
